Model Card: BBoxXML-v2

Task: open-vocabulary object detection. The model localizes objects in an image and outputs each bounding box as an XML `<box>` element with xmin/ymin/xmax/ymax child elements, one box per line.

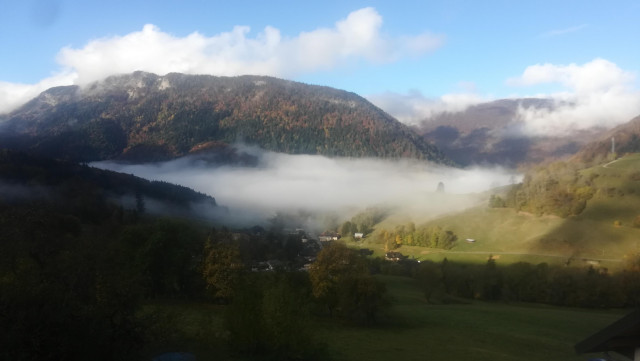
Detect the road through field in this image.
<box><xmin>423</xmin><ymin>250</ymin><xmax>622</xmax><ymax>263</ymax></box>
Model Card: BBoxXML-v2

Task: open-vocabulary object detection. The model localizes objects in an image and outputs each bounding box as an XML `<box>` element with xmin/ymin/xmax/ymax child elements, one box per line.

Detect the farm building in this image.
<box><xmin>385</xmin><ymin>251</ymin><xmax>406</xmax><ymax>261</ymax></box>
<box><xmin>318</xmin><ymin>232</ymin><xmax>340</xmax><ymax>242</ymax></box>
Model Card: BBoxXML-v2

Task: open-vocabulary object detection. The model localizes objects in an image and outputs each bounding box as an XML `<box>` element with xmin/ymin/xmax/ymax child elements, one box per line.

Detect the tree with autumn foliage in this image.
<box><xmin>202</xmin><ymin>228</ymin><xmax>244</xmax><ymax>302</ymax></box>
<box><xmin>309</xmin><ymin>242</ymin><xmax>388</xmax><ymax>322</ymax></box>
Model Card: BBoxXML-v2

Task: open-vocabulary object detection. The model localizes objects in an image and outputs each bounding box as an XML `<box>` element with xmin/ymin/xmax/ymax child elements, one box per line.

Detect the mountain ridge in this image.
<box><xmin>0</xmin><ymin>72</ymin><xmax>451</xmax><ymax>164</ymax></box>
<box><xmin>575</xmin><ymin>115</ymin><xmax>640</xmax><ymax>163</ymax></box>
<box><xmin>416</xmin><ymin>98</ymin><xmax>602</xmax><ymax>167</ymax></box>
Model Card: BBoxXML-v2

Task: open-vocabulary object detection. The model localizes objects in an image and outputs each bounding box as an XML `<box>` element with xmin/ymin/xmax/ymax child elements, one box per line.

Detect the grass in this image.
<box><xmin>140</xmin><ymin>300</ymin><xmax>229</xmax><ymax>360</ymax></box>
<box><xmin>316</xmin><ymin>275</ymin><xmax>626</xmax><ymax>361</ymax></box>
<box><xmin>142</xmin><ymin>275</ymin><xmax>627</xmax><ymax>361</ymax></box>
<box><xmin>357</xmin><ymin>153</ymin><xmax>640</xmax><ymax>267</ymax></box>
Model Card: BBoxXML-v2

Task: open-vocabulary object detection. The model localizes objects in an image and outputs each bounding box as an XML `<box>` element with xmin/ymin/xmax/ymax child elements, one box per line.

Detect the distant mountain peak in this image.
<box><xmin>417</xmin><ymin>97</ymin><xmax>601</xmax><ymax>167</ymax></box>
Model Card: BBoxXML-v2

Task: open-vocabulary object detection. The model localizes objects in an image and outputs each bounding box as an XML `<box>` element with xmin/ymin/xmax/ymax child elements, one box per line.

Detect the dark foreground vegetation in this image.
<box><xmin>0</xmin><ymin>197</ymin><xmax>387</xmax><ymax>360</ymax></box>
<box><xmin>2</xmin><ymin>150</ymin><xmax>639</xmax><ymax>360</ymax></box>
<box><xmin>2</xmin><ymin>182</ymin><xmax>638</xmax><ymax>360</ymax></box>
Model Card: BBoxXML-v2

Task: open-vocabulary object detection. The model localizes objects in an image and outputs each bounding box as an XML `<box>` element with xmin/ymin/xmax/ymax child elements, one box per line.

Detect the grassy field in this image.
<box><xmin>357</xmin><ymin>153</ymin><xmax>640</xmax><ymax>267</ymax></box>
<box><xmin>143</xmin><ymin>275</ymin><xmax>627</xmax><ymax>361</ymax></box>
<box><xmin>140</xmin><ymin>155</ymin><xmax>640</xmax><ymax>359</ymax></box>
<box><xmin>140</xmin><ymin>301</ymin><xmax>229</xmax><ymax>359</ymax></box>
<box><xmin>318</xmin><ymin>275</ymin><xmax>625</xmax><ymax>361</ymax></box>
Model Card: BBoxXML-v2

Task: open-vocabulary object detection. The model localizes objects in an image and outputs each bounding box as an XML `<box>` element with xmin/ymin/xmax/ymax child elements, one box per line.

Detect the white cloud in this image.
<box><xmin>0</xmin><ymin>72</ymin><xmax>76</xmax><ymax>115</ymax></box>
<box><xmin>508</xmin><ymin>58</ymin><xmax>635</xmax><ymax>93</ymax></box>
<box><xmin>0</xmin><ymin>7</ymin><xmax>443</xmax><ymax>114</ymax></box>
<box><xmin>508</xmin><ymin>58</ymin><xmax>640</xmax><ymax>136</ymax></box>
<box><xmin>366</xmin><ymin>90</ymin><xmax>486</xmax><ymax>125</ymax></box>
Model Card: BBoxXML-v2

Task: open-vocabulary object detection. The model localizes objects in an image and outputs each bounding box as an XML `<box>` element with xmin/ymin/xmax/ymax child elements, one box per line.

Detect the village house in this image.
<box><xmin>318</xmin><ymin>231</ymin><xmax>341</xmax><ymax>242</ymax></box>
<box><xmin>385</xmin><ymin>251</ymin><xmax>406</xmax><ymax>262</ymax></box>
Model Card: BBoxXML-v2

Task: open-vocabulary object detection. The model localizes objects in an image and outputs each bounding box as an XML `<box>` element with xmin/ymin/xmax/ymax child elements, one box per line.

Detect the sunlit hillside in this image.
<box><xmin>360</xmin><ymin>153</ymin><xmax>640</xmax><ymax>268</ymax></box>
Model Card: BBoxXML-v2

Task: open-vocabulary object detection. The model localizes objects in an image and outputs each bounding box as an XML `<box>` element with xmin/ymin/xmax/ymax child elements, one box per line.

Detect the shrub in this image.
<box><xmin>489</xmin><ymin>194</ymin><xmax>506</xmax><ymax>208</ymax></box>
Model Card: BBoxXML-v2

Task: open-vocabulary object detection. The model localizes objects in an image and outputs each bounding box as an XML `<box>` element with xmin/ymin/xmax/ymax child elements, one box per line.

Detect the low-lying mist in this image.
<box><xmin>92</xmin><ymin>147</ymin><xmax>520</xmax><ymax>230</ymax></box>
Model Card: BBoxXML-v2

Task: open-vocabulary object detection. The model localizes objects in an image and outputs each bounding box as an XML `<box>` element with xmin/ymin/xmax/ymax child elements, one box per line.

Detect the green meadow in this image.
<box><xmin>318</xmin><ymin>275</ymin><xmax>625</xmax><ymax>361</ymax></box>
<box><xmin>358</xmin><ymin>153</ymin><xmax>640</xmax><ymax>268</ymax></box>
<box><xmin>144</xmin><ymin>275</ymin><xmax>626</xmax><ymax>361</ymax></box>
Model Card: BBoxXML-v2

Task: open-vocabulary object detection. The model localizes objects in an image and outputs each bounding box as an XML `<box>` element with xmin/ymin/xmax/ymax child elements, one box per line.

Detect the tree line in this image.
<box><xmin>376</xmin><ymin>256</ymin><xmax>640</xmax><ymax>308</ymax></box>
<box><xmin>376</xmin><ymin>222</ymin><xmax>458</xmax><ymax>251</ymax></box>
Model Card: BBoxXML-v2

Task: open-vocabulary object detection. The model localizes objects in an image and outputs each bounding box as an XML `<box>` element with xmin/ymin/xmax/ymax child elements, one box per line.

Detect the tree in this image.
<box><xmin>489</xmin><ymin>194</ymin><xmax>506</xmax><ymax>208</ymax></box>
<box><xmin>429</xmin><ymin>227</ymin><xmax>441</xmax><ymax>248</ymax></box>
<box><xmin>224</xmin><ymin>274</ymin><xmax>324</xmax><ymax>360</ymax></box>
<box><xmin>309</xmin><ymin>242</ymin><xmax>389</xmax><ymax>322</ymax></box>
<box><xmin>480</xmin><ymin>256</ymin><xmax>502</xmax><ymax>300</ymax></box>
<box><xmin>261</xmin><ymin>277</ymin><xmax>318</xmax><ymax>358</ymax></box>
<box><xmin>406</xmin><ymin>221</ymin><xmax>416</xmax><ymax>234</ymax></box>
<box><xmin>0</xmin><ymin>206</ymin><xmax>145</xmax><ymax>361</ymax></box>
<box><xmin>438</xmin><ymin>229</ymin><xmax>458</xmax><ymax>250</ymax></box>
<box><xmin>384</xmin><ymin>235</ymin><xmax>398</xmax><ymax>252</ymax></box>
<box><xmin>395</xmin><ymin>234</ymin><xmax>403</xmax><ymax>246</ymax></box>
<box><xmin>224</xmin><ymin>277</ymin><xmax>264</xmax><ymax>353</ymax></box>
<box><xmin>135</xmin><ymin>189</ymin><xmax>146</xmax><ymax>214</ymax></box>
<box><xmin>337</xmin><ymin>274</ymin><xmax>389</xmax><ymax>324</ymax></box>
<box><xmin>309</xmin><ymin>243</ymin><xmax>365</xmax><ymax>315</ymax></box>
<box><xmin>143</xmin><ymin>220</ymin><xmax>203</xmax><ymax>296</ymax></box>
<box><xmin>340</xmin><ymin>221</ymin><xmax>353</xmax><ymax>237</ymax></box>
<box><xmin>416</xmin><ymin>261</ymin><xmax>444</xmax><ymax>302</ymax></box>
<box><xmin>202</xmin><ymin>233</ymin><xmax>244</xmax><ymax>302</ymax></box>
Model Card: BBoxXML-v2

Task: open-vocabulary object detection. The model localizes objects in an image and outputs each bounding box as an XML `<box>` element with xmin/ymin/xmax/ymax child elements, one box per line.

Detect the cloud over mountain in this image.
<box><xmin>366</xmin><ymin>90</ymin><xmax>486</xmax><ymax>126</ymax></box>
<box><xmin>370</xmin><ymin>58</ymin><xmax>639</xmax><ymax>139</ymax></box>
<box><xmin>508</xmin><ymin>58</ymin><xmax>640</xmax><ymax>136</ymax></box>
<box><xmin>0</xmin><ymin>7</ymin><xmax>443</xmax><ymax>114</ymax></box>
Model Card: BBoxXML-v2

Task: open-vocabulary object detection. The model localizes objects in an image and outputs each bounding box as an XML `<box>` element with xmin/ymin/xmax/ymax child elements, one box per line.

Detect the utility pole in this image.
<box><xmin>611</xmin><ymin>136</ymin><xmax>615</xmax><ymax>154</ymax></box>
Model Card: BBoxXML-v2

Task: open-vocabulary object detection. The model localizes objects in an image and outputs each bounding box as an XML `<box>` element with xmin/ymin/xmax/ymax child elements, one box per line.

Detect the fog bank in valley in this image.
<box><xmin>93</xmin><ymin>148</ymin><xmax>519</xmax><ymax>229</ymax></box>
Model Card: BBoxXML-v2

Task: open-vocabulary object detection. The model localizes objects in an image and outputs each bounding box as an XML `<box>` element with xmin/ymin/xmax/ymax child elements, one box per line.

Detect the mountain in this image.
<box><xmin>575</xmin><ymin>115</ymin><xmax>640</xmax><ymax>164</ymax></box>
<box><xmin>416</xmin><ymin>99</ymin><xmax>601</xmax><ymax>167</ymax></box>
<box><xmin>0</xmin><ymin>149</ymin><xmax>217</xmax><ymax>221</ymax></box>
<box><xmin>0</xmin><ymin>72</ymin><xmax>450</xmax><ymax>164</ymax></box>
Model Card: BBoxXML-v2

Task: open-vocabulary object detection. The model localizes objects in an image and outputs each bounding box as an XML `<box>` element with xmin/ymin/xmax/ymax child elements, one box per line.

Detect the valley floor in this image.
<box><xmin>145</xmin><ymin>275</ymin><xmax>626</xmax><ymax>361</ymax></box>
<box><xmin>318</xmin><ymin>275</ymin><xmax>625</xmax><ymax>361</ymax></box>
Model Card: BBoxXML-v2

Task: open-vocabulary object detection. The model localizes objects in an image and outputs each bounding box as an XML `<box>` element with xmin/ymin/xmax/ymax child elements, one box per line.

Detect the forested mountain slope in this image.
<box><xmin>0</xmin><ymin>149</ymin><xmax>217</xmax><ymax>220</ymax></box>
<box><xmin>576</xmin><ymin>115</ymin><xmax>640</xmax><ymax>164</ymax></box>
<box><xmin>0</xmin><ymin>72</ymin><xmax>450</xmax><ymax>164</ymax></box>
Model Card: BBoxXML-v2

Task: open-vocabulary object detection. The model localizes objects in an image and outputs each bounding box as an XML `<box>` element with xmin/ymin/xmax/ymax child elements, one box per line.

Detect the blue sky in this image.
<box><xmin>1</xmin><ymin>0</ymin><xmax>639</xmax><ymax>133</ymax></box>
